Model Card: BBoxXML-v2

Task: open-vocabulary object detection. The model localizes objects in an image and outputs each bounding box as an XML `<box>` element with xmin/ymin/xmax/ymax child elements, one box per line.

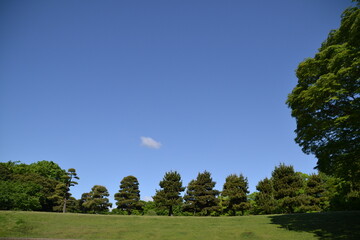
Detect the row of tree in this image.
<box><xmin>1</xmin><ymin>160</ymin><xmax>358</xmax><ymax>215</ymax></box>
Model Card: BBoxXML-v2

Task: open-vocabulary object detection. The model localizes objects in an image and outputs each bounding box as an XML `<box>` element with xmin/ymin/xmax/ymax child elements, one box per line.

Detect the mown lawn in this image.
<box><xmin>0</xmin><ymin>211</ymin><xmax>359</xmax><ymax>240</ymax></box>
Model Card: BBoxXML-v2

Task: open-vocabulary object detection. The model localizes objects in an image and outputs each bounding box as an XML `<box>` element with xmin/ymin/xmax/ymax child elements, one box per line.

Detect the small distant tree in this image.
<box><xmin>255</xmin><ymin>177</ymin><xmax>277</xmax><ymax>214</ymax></box>
<box><xmin>114</xmin><ymin>176</ymin><xmax>143</xmax><ymax>215</ymax></box>
<box><xmin>153</xmin><ymin>171</ymin><xmax>185</xmax><ymax>216</ymax></box>
<box><xmin>222</xmin><ymin>174</ymin><xmax>250</xmax><ymax>215</ymax></box>
<box><xmin>272</xmin><ymin>164</ymin><xmax>303</xmax><ymax>213</ymax></box>
<box><xmin>183</xmin><ymin>171</ymin><xmax>220</xmax><ymax>216</ymax></box>
<box><xmin>82</xmin><ymin>185</ymin><xmax>112</xmax><ymax>214</ymax></box>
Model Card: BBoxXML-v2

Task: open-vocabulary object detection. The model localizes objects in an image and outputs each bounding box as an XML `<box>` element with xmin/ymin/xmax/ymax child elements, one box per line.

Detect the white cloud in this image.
<box><xmin>140</xmin><ymin>136</ymin><xmax>162</xmax><ymax>149</ymax></box>
<box><xmin>142</xmin><ymin>196</ymin><xmax>154</xmax><ymax>202</ymax></box>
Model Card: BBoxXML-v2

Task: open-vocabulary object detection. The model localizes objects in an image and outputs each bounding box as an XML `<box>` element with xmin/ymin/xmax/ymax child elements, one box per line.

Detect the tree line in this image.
<box><xmin>1</xmin><ymin>160</ymin><xmax>358</xmax><ymax>216</ymax></box>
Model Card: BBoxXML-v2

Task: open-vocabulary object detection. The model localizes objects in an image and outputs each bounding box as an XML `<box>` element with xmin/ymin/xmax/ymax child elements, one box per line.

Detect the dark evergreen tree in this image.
<box><xmin>153</xmin><ymin>171</ymin><xmax>185</xmax><ymax>216</ymax></box>
<box><xmin>78</xmin><ymin>192</ymin><xmax>92</xmax><ymax>213</ymax></box>
<box><xmin>255</xmin><ymin>177</ymin><xmax>277</xmax><ymax>214</ymax></box>
<box><xmin>221</xmin><ymin>174</ymin><xmax>250</xmax><ymax>215</ymax></box>
<box><xmin>305</xmin><ymin>173</ymin><xmax>329</xmax><ymax>211</ymax></box>
<box><xmin>271</xmin><ymin>164</ymin><xmax>303</xmax><ymax>213</ymax></box>
<box><xmin>114</xmin><ymin>176</ymin><xmax>143</xmax><ymax>215</ymax></box>
<box><xmin>183</xmin><ymin>171</ymin><xmax>220</xmax><ymax>216</ymax></box>
<box><xmin>82</xmin><ymin>185</ymin><xmax>112</xmax><ymax>214</ymax></box>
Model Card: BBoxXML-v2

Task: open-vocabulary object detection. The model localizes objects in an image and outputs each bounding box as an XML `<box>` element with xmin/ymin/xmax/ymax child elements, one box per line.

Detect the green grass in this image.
<box><xmin>0</xmin><ymin>211</ymin><xmax>359</xmax><ymax>240</ymax></box>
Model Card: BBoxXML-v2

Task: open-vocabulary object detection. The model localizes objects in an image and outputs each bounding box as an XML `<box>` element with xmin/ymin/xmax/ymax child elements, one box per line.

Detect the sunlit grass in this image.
<box><xmin>0</xmin><ymin>211</ymin><xmax>359</xmax><ymax>240</ymax></box>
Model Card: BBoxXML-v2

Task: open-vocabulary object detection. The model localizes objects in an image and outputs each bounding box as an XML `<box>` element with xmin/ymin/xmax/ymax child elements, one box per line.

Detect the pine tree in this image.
<box><xmin>49</xmin><ymin>182</ymin><xmax>67</xmax><ymax>212</ymax></box>
<box><xmin>82</xmin><ymin>185</ymin><xmax>112</xmax><ymax>214</ymax></box>
<box><xmin>222</xmin><ymin>174</ymin><xmax>250</xmax><ymax>215</ymax></box>
<box><xmin>255</xmin><ymin>177</ymin><xmax>277</xmax><ymax>214</ymax></box>
<box><xmin>271</xmin><ymin>164</ymin><xmax>303</xmax><ymax>213</ymax></box>
<box><xmin>63</xmin><ymin>168</ymin><xmax>79</xmax><ymax>213</ymax></box>
<box><xmin>305</xmin><ymin>173</ymin><xmax>329</xmax><ymax>211</ymax></box>
<box><xmin>79</xmin><ymin>192</ymin><xmax>92</xmax><ymax>213</ymax></box>
<box><xmin>183</xmin><ymin>171</ymin><xmax>220</xmax><ymax>216</ymax></box>
<box><xmin>153</xmin><ymin>171</ymin><xmax>185</xmax><ymax>216</ymax></box>
<box><xmin>114</xmin><ymin>175</ymin><xmax>143</xmax><ymax>215</ymax></box>
<box><xmin>55</xmin><ymin>168</ymin><xmax>79</xmax><ymax>213</ymax></box>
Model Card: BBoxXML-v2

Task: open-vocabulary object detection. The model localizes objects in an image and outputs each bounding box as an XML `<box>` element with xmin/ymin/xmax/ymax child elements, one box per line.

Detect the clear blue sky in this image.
<box><xmin>0</xmin><ymin>0</ymin><xmax>352</xmax><ymax>203</ymax></box>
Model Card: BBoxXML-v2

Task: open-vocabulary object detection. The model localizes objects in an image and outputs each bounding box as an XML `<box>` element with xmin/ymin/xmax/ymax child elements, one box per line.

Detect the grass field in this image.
<box><xmin>0</xmin><ymin>211</ymin><xmax>359</xmax><ymax>240</ymax></box>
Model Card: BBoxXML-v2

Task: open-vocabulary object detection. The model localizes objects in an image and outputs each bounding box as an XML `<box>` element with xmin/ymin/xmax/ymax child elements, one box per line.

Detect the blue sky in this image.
<box><xmin>0</xmin><ymin>0</ymin><xmax>352</xmax><ymax>203</ymax></box>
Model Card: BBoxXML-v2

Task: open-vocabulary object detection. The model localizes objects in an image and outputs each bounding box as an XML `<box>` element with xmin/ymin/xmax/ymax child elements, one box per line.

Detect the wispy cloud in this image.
<box><xmin>140</xmin><ymin>136</ymin><xmax>162</xmax><ymax>149</ymax></box>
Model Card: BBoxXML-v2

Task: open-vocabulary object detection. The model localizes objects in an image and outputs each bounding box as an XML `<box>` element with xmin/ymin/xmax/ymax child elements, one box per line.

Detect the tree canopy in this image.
<box><xmin>221</xmin><ymin>174</ymin><xmax>250</xmax><ymax>215</ymax></box>
<box><xmin>153</xmin><ymin>171</ymin><xmax>185</xmax><ymax>216</ymax></box>
<box><xmin>286</xmin><ymin>4</ymin><xmax>360</xmax><ymax>189</ymax></box>
<box><xmin>114</xmin><ymin>175</ymin><xmax>143</xmax><ymax>215</ymax></box>
<box><xmin>82</xmin><ymin>185</ymin><xmax>112</xmax><ymax>214</ymax></box>
<box><xmin>183</xmin><ymin>171</ymin><xmax>220</xmax><ymax>216</ymax></box>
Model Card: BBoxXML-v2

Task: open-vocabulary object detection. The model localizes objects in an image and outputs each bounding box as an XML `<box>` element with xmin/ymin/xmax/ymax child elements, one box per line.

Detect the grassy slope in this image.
<box><xmin>0</xmin><ymin>211</ymin><xmax>359</xmax><ymax>240</ymax></box>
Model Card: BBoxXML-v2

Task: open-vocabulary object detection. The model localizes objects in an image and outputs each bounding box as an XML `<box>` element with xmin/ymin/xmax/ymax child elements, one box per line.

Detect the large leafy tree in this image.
<box><xmin>153</xmin><ymin>171</ymin><xmax>185</xmax><ymax>216</ymax></box>
<box><xmin>0</xmin><ymin>160</ymin><xmax>68</xmax><ymax>211</ymax></box>
<box><xmin>82</xmin><ymin>185</ymin><xmax>112</xmax><ymax>214</ymax></box>
<box><xmin>114</xmin><ymin>176</ymin><xmax>143</xmax><ymax>215</ymax></box>
<box><xmin>271</xmin><ymin>164</ymin><xmax>303</xmax><ymax>213</ymax></box>
<box><xmin>286</xmin><ymin>2</ymin><xmax>360</xmax><ymax>189</ymax></box>
<box><xmin>28</xmin><ymin>160</ymin><xmax>66</xmax><ymax>181</ymax></box>
<box><xmin>183</xmin><ymin>171</ymin><xmax>220</xmax><ymax>216</ymax></box>
<box><xmin>221</xmin><ymin>174</ymin><xmax>250</xmax><ymax>215</ymax></box>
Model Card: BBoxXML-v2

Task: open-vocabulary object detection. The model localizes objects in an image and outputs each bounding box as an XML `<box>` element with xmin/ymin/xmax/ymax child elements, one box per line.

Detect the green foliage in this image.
<box><xmin>28</xmin><ymin>161</ymin><xmax>67</xmax><ymax>181</ymax></box>
<box><xmin>114</xmin><ymin>176</ymin><xmax>143</xmax><ymax>215</ymax></box>
<box><xmin>271</xmin><ymin>164</ymin><xmax>303</xmax><ymax>213</ymax></box>
<box><xmin>255</xmin><ymin>178</ymin><xmax>277</xmax><ymax>214</ymax></box>
<box><xmin>304</xmin><ymin>174</ymin><xmax>329</xmax><ymax>211</ymax></box>
<box><xmin>0</xmin><ymin>181</ymin><xmax>42</xmax><ymax>211</ymax></box>
<box><xmin>183</xmin><ymin>171</ymin><xmax>220</xmax><ymax>216</ymax></box>
<box><xmin>286</xmin><ymin>4</ymin><xmax>360</xmax><ymax>192</ymax></box>
<box><xmin>61</xmin><ymin>168</ymin><xmax>79</xmax><ymax>213</ymax></box>
<box><xmin>49</xmin><ymin>183</ymin><xmax>67</xmax><ymax>212</ymax></box>
<box><xmin>141</xmin><ymin>201</ymin><xmax>158</xmax><ymax>215</ymax></box>
<box><xmin>0</xmin><ymin>161</ymin><xmax>72</xmax><ymax>212</ymax></box>
<box><xmin>221</xmin><ymin>174</ymin><xmax>250</xmax><ymax>215</ymax></box>
<box><xmin>153</xmin><ymin>171</ymin><xmax>185</xmax><ymax>216</ymax></box>
<box><xmin>82</xmin><ymin>185</ymin><xmax>112</xmax><ymax>214</ymax></box>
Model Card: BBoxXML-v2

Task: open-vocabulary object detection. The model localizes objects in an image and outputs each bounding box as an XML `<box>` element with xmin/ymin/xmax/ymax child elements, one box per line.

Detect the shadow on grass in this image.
<box><xmin>269</xmin><ymin>211</ymin><xmax>360</xmax><ymax>240</ymax></box>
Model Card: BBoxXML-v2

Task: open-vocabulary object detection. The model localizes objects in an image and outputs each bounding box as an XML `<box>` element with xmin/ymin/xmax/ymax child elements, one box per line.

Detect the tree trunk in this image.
<box><xmin>168</xmin><ymin>205</ymin><xmax>173</xmax><ymax>216</ymax></box>
<box><xmin>63</xmin><ymin>198</ymin><xmax>67</xmax><ymax>213</ymax></box>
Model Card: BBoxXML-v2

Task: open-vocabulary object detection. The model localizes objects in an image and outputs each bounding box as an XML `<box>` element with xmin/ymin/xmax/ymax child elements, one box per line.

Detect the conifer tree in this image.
<box><xmin>114</xmin><ymin>175</ymin><xmax>143</xmax><ymax>215</ymax></box>
<box><xmin>49</xmin><ymin>168</ymin><xmax>79</xmax><ymax>213</ymax></box>
<box><xmin>271</xmin><ymin>164</ymin><xmax>303</xmax><ymax>213</ymax></box>
<box><xmin>255</xmin><ymin>177</ymin><xmax>277</xmax><ymax>214</ymax></box>
<box><xmin>82</xmin><ymin>185</ymin><xmax>112</xmax><ymax>214</ymax></box>
<box><xmin>305</xmin><ymin>173</ymin><xmax>329</xmax><ymax>211</ymax></box>
<box><xmin>62</xmin><ymin>168</ymin><xmax>79</xmax><ymax>213</ymax></box>
<box><xmin>153</xmin><ymin>171</ymin><xmax>185</xmax><ymax>216</ymax></box>
<box><xmin>49</xmin><ymin>182</ymin><xmax>67</xmax><ymax>212</ymax></box>
<box><xmin>183</xmin><ymin>171</ymin><xmax>220</xmax><ymax>216</ymax></box>
<box><xmin>221</xmin><ymin>174</ymin><xmax>250</xmax><ymax>215</ymax></box>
